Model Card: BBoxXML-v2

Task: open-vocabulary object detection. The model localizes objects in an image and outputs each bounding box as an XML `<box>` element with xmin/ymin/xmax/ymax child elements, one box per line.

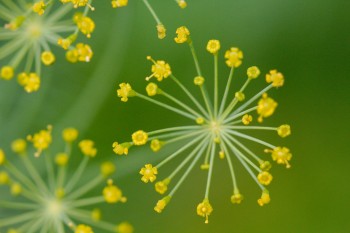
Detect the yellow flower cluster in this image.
<box><xmin>113</xmin><ymin>26</ymin><xmax>292</xmax><ymax>223</ymax></box>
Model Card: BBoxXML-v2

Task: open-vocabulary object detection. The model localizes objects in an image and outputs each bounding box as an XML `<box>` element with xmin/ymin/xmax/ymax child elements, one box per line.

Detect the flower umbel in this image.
<box><xmin>114</xmin><ymin>27</ymin><xmax>292</xmax><ymax>223</ymax></box>
<box><xmin>0</xmin><ymin>1</ymin><xmax>95</xmax><ymax>93</ymax></box>
<box><xmin>0</xmin><ymin>126</ymin><xmax>131</xmax><ymax>233</ymax></box>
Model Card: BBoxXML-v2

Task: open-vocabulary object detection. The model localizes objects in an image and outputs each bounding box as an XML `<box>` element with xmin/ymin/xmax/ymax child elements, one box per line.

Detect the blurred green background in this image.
<box><xmin>1</xmin><ymin>0</ymin><xmax>350</xmax><ymax>232</ymax></box>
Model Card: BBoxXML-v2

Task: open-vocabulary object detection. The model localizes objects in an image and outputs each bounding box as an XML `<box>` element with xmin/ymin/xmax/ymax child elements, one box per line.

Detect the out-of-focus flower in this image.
<box><xmin>113</xmin><ymin>26</ymin><xmax>292</xmax><ymax>223</ymax></box>
<box><xmin>0</xmin><ymin>126</ymin><xmax>132</xmax><ymax>232</ymax></box>
<box><xmin>0</xmin><ymin>1</ymin><xmax>95</xmax><ymax>93</ymax></box>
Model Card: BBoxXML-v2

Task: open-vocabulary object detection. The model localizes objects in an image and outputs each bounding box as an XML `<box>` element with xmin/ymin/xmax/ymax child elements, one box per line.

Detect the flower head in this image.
<box><xmin>146</xmin><ymin>56</ymin><xmax>172</xmax><ymax>81</ymax></box>
<box><xmin>175</xmin><ymin>26</ymin><xmax>190</xmax><ymax>43</ymax></box>
<box><xmin>113</xmin><ymin>29</ymin><xmax>292</xmax><ymax>222</ymax></box>
<box><xmin>111</xmin><ymin>0</ymin><xmax>129</xmax><ymax>8</ymax></box>
<box><xmin>0</xmin><ymin>1</ymin><xmax>95</xmax><ymax>92</ymax></box>
<box><xmin>266</xmin><ymin>69</ymin><xmax>284</xmax><ymax>87</ymax></box>
<box><xmin>0</xmin><ymin>126</ymin><xmax>131</xmax><ymax>233</ymax></box>
<box><xmin>79</xmin><ymin>140</ymin><xmax>97</xmax><ymax>157</ymax></box>
<box><xmin>117</xmin><ymin>83</ymin><xmax>135</xmax><ymax>102</ymax></box>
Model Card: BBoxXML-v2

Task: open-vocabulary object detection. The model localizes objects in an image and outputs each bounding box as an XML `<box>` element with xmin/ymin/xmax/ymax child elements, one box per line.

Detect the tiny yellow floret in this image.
<box><xmin>257</xmin><ymin>93</ymin><xmax>278</xmax><ymax>122</ymax></box>
<box><xmin>101</xmin><ymin>162</ymin><xmax>116</xmax><ymax>177</ymax></box>
<box><xmin>259</xmin><ymin>160</ymin><xmax>272</xmax><ymax>171</ymax></box>
<box><xmin>235</xmin><ymin>91</ymin><xmax>245</xmax><ymax>102</ymax></box>
<box><xmin>150</xmin><ymin>139</ymin><xmax>164</xmax><ymax>152</ymax></box>
<box><xmin>0</xmin><ymin>171</ymin><xmax>9</xmax><ymax>184</ymax></box>
<box><xmin>219</xmin><ymin>150</ymin><xmax>225</xmax><ymax>159</ymax></box>
<box><xmin>17</xmin><ymin>72</ymin><xmax>41</xmax><ymax>93</ymax></box>
<box><xmin>75</xmin><ymin>14</ymin><xmax>95</xmax><ymax>38</ymax></box>
<box><xmin>132</xmin><ymin>130</ymin><xmax>148</xmax><ymax>146</ymax></box>
<box><xmin>196</xmin><ymin>117</ymin><xmax>205</xmax><ymax>125</ymax></box>
<box><xmin>55</xmin><ymin>153</ymin><xmax>69</xmax><ymax>166</ymax></box>
<box><xmin>11</xmin><ymin>183</ymin><xmax>22</xmax><ymax>196</ymax></box>
<box><xmin>1</xmin><ymin>66</ymin><xmax>14</xmax><ymax>80</ymax></box>
<box><xmin>146</xmin><ymin>56</ymin><xmax>172</xmax><ymax>81</ymax></box>
<box><xmin>231</xmin><ymin>191</ymin><xmax>244</xmax><ymax>204</ymax></box>
<box><xmin>266</xmin><ymin>147</ymin><xmax>292</xmax><ymax>168</ymax></box>
<box><xmin>75</xmin><ymin>224</ymin><xmax>93</xmax><ymax>233</ymax></box>
<box><xmin>146</xmin><ymin>82</ymin><xmax>159</xmax><ymax>96</ymax></box>
<box><xmin>194</xmin><ymin>76</ymin><xmax>205</xmax><ymax>86</ymax></box>
<box><xmin>157</xmin><ymin>24</ymin><xmax>166</xmax><ymax>39</ymax></box>
<box><xmin>103</xmin><ymin>179</ymin><xmax>126</xmax><ymax>203</ymax></box>
<box><xmin>197</xmin><ymin>198</ymin><xmax>213</xmax><ymax>224</ymax></box>
<box><xmin>112</xmin><ymin>142</ymin><xmax>130</xmax><ymax>155</ymax></box>
<box><xmin>277</xmin><ymin>124</ymin><xmax>291</xmax><ymax>138</ymax></box>
<box><xmin>41</xmin><ymin>51</ymin><xmax>55</xmax><ymax>66</ymax></box>
<box><xmin>27</xmin><ymin>125</ymin><xmax>52</xmax><ymax>157</ymax></box>
<box><xmin>33</xmin><ymin>1</ymin><xmax>46</xmax><ymax>15</ymax></box>
<box><xmin>117</xmin><ymin>83</ymin><xmax>135</xmax><ymax>102</ymax></box>
<box><xmin>91</xmin><ymin>208</ymin><xmax>101</xmax><ymax>222</ymax></box>
<box><xmin>257</xmin><ymin>171</ymin><xmax>273</xmax><ymax>185</ymax></box>
<box><xmin>117</xmin><ymin>222</ymin><xmax>134</xmax><ymax>233</ymax></box>
<box><xmin>154</xmin><ymin>196</ymin><xmax>171</xmax><ymax>213</ymax></box>
<box><xmin>247</xmin><ymin>66</ymin><xmax>260</xmax><ymax>79</ymax></box>
<box><xmin>140</xmin><ymin>164</ymin><xmax>157</xmax><ymax>183</ymax></box>
<box><xmin>242</xmin><ymin>114</ymin><xmax>253</xmax><ymax>125</ymax></box>
<box><xmin>57</xmin><ymin>34</ymin><xmax>77</xmax><ymax>50</ymax></box>
<box><xmin>225</xmin><ymin>47</ymin><xmax>243</xmax><ymax>68</ymax></box>
<box><xmin>266</xmin><ymin>70</ymin><xmax>284</xmax><ymax>87</ymax></box>
<box><xmin>155</xmin><ymin>178</ymin><xmax>170</xmax><ymax>194</ymax></box>
<box><xmin>177</xmin><ymin>0</ymin><xmax>187</xmax><ymax>8</ymax></box>
<box><xmin>11</xmin><ymin>139</ymin><xmax>27</xmax><ymax>154</ymax></box>
<box><xmin>79</xmin><ymin>140</ymin><xmax>97</xmax><ymax>157</ymax></box>
<box><xmin>62</xmin><ymin>128</ymin><xmax>79</xmax><ymax>142</ymax></box>
<box><xmin>258</xmin><ymin>190</ymin><xmax>270</xmax><ymax>206</ymax></box>
<box><xmin>111</xmin><ymin>0</ymin><xmax>128</xmax><ymax>8</ymax></box>
<box><xmin>0</xmin><ymin>149</ymin><xmax>5</xmax><ymax>165</ymax></box>
<box><xmin>75</xmin><ymin>43</ymin><xmax>93</xmax><ymax>62</ymax></box>
<box><xmin>206</xmin><ymin>40</ymin><xmax>220</xmax><ymax>54</ymax></box>
<box><xmin>174</xmin><ymin>26</ymin><xmax>190</xmax><ymax>43</ymax></box>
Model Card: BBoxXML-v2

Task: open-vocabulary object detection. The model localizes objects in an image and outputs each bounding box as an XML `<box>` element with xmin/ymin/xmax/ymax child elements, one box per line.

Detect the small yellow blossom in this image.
<box><xmin>266</xmin><ymin>147</ymin><xmax>292</xmax><ymax>168</ymax></box>
<box><xmin>231</xmin><ymin>192</ymin><xmax>244</xmax><ymax>204</ymax></box>
<box><xmin>27</xmin><ymin>125</ymin><xmax>52</xmax><ymax>157</ymax></box>
<box><xmin>277</xmin><ymin>124</ymin><xmax>291</xmax><ymax>138</ymax></box>
<box><xmin>155</xmin><ymin>178</ymin><xmax>170</xmax><ymax>194</ymax></box>
<box><xmin>196</xmin><ymin>199</ymin><xmax>213</xmax><ymax>224</ymax></box>
<box><xmin>257</xmin><ymin>190</ymin><xmax>270</xmax><ymax>206</ymax></box>
<box><xmin>174</xmin><ymin>26</ymin><xmax>190</xmax><ymax>43</ymax></box>
<box><xmin>66</xmin><ymin>49</ymin><xmax>79</xmax><ymax>63</ymax></box>
<box><xmin>17</xmin><ymin>73</ymin><xmax>41</xmax><ymax>93</ymax></box>
<box><xmin>33</xmin><ymin>1</ymin><xmax>46</xmax><ymax>16</ymax></box>
<box><xmin>140</xmin><ymin>164</ymin><xmax>157</xmax><ymax>183</ymax></box>
<box><xmin>257</xmin><ymin>171</ymin><xmax>273</xmax><ymax>185</ymax></box>
<box><xmin>58</xmin><ymin>34</ymin><xmax>77</xmax><ymax>50</ymax></box>
<box><xmin>150</xmin><ymin>139</ymin><xmax>164</xmax><ymax>152</ymax></box>
<box><xmin>41</xmin><ymin>51</ymin><xmax>56</xmax><ymax>66</ymax></box>
<box><xmin>55</xmin><ymin>153</ymin><xmax>69</xmax><ymax>166</ymax></box>
<box><xmin>103</xmin><ymin>179</ymin><xmax>126</xmax><ymax>203</ymax></box>
<box><xmin>75</xmin><ymin>15</ymin><xmax>95</xmax><ymax>38</ymax></box>
<box><xmin>0</xmin><ymin>171</ymin><xmax>9</xmax><ymax>184</ymax></box>
<box><xmin>71</xmin><ymin>0</ymin><xmax>93</xmax><ymax>9</ymax></box>
<box><xmin>157</xmin><ymin>24</ymin><xmax>166</xmax><ymax>39</ymax></box>
<box><xmin>247</xmin><ymin>66</ymin><xmax>260</xmax><ymax>79</ymax></box>
<box><xmin>242</xmin><ymin>114</ymin><xmax>253</xmax><ymax>125</ymax></box>
<box><xmin>194</xmin><ymin>76</ymin><xmax>205</xmax><ymax>86</ymax></box>
<box><xmin>112</xmin><ymin>142</ymin><xmax>130</xmax><ymax>155</ymax></box>
<box><xmin>1</xmin><ymin>66</ymin><xmax>14</xmax><ymax>80</ymax></box>
<box><xmin>101</xmin><ymin>162</ymin><xmax>116</xmax><ymax>177</ymax></box>
<box><xmin>224</xmin><ymin>47</ymin><xmax>243</xmax><ymax>67</ymax></box>
<box><xmin>196</xmin><ymin>117</ymin><xmax>205</xmax><ymax>125</ymax></box>
<box><xmin>91</xmin><ymin>208</ymin><xmax>101</xmax><ymax>222</ymax></box>
<box><xmin>11</xmin><ymin>183</ymin><xmax>22</xmax><ymax>196</ymax></box>
<box><xmin>177</xmin><ymin>0</ymin><xmax>187</xmax><ymax>8</ymax></box>
<box><xmin>219</xmin><ymin>150</ymin><xmax>225</xmax><ymax>159</ymax></box>
<box><xmin>146</xmin><ymin>56</ymin><xmax>172</xmax><ymax>81</ymax></box>
<box><xmin>206</xmin><ymin>40</ymin><xmax>220</xmax><ymax>54</ymax></box>
<box><xmin>132</xmin><ymin>130</ymin><xmax>148</xmax><ymax>146</ymax></box>
<box><xmin>75</xmin><ymin>224</ymin><xmax>93</xmax><ymax>233</ymax></box>
<box><xmin>62</xmin><ymin>128</ymin><xmax>79</xmax><ymax>142</ymax></box>
<box><xmin>257</xmin><ymin>93</ymin><xmax>277</xmax><ymax>122</ymax></box>
<box><xmin>75</xmin><ymin>43</ymin><xmax>93</xmax><ymax>62</ymax></box>
<box><xmin>200</xmin><ymin>163</ymin><xmax>210</xmax><ymax>170</ymax></box>
<box><xmin>117</xmin><ymin>83</ymin><xmax>135</xmax><ymax>102</ymax></box>
<box><xmin>79</xmin><ymin>140</ymin><xmax>97</xmax><ymax>157</ymax></box>
<box><xmin>117</xmin><ymin>222</ymin><xmax>134</xmax><ymax>233</ymax></box>
<box><xmin>235</xmin><ymin>91</ymin><xmax>245</xmax><ymax>102</ymax></box>
<box><xmin>111</xmin><ymin>0</ymin><xmax>128</xmax><ymax>8</ymax></box>
<box><xmin>259</xmin><ymin>161</ymin><xmax>272</xmax><ymax>171</ymax></box>
<box><xmin>266</xmin><ymin>70</ymin><xmax>284</xmax><ymax>87</ymax></box>
<box><xmin>0</xmin><ymin>149</ymin><xmax>5</xmax><ymax>165</ymax></box>
<box><xmin>154</xmin><ymin>196</ymin><xmax>171</xmax><ymax>213</ymax></box>
<box><xmin>146</xmin><ymin>82</ymin><xmax>159</xmax><ymax>96</ymax></box>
